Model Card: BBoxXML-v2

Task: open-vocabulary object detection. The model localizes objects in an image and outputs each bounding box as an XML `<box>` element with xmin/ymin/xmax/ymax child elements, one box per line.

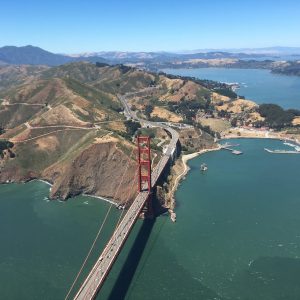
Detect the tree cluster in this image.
<box><xmin>95</xmin><ymin>62</ymin><xmax>110</xmax><ymax>68</ymax></box>
<box><xmin>0</xmin><ymin>140</ymin><xmax>14</xmax><ymax>158</ymax></box>
<box><xmin>258</xmin><ymin>104</ymin><xmax>296</xmax><ymax>129</ymax></box>
<box><xmin>168</xmin><ymin>99</ymin><xmax>208</xmax><ymax>122</ymax></box>
<box><xmin>214</xmin><ymin>88</ymin><xmax>238</xmax><ymax>99</ymax></box>
<box><xmin>124</xmin><ymin>120</ymin><xmax>141</xmax><ymax>136</ymax></box>
<box><xmin>144</xmin><ymin>104</ymin><xmax>154</xmax><ymax>118</ymax></box>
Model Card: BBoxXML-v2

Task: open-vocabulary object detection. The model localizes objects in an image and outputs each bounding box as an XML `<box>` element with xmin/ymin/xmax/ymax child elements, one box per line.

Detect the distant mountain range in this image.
<box><xmin>72</xmin><ymin>47</ymin><xmax>300</xmax><ymax>60</ymax></box>
<box><xmin>175</xmin><ymin>47</ymin><xmax>300</xmax><ymax>55</ymax></box>
<box><xmin>1</xmin><ymin>45</ymin><xmax>300</xmax><ymax>67</ymax></box>
<box><xmin>71</xmin><ymin>51</ymin><xmax>265</xmax><ymax>62</ymax></box>
<box><xmin>0</xmin><ymin>45</ymin><xmax>107</xmax><ymax>66</ymax></box>
<box><xmin>0</xmin><ymin>45</ymin><xmax>75</xmax><ymax>66</ymax></box>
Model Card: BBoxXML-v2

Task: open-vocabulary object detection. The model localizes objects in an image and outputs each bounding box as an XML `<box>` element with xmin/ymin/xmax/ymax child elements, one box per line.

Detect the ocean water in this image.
<box><xmin>1</xmin><ymin>139</ymin><xmax>300</xmax><ymax>300</ymax></box>
<box><xmin>0</xmin><ymin>181</ymin><xmax>121</xmax><ymax>299</ymax></box>
<box><xmin>100</xmin><ymin>138</ymin><xmax>300</xmax><ymax>300</ymax></box>
<box><xmin>162</xmin><ymin>68</ymin><xmax>300</xmax><ymax>109</ymax></box>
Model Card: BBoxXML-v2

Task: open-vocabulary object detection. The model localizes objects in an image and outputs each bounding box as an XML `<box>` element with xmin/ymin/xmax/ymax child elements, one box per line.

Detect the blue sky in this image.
<box><xmin>1</xmin><ymin>0</ymin><xmax>300</xmax><ymax>53</ymax></box>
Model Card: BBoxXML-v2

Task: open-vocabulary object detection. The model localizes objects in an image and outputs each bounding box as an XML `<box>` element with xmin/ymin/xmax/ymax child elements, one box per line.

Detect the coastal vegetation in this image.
<box><xmin>258</xmin><ymin>104</ymin><xmax>296</xmax><ymax>129</ymax></box>
<box><xmin>213</xmin><ymin>88</ymin><xmax>237</xmax><ymax>99</ymax></box>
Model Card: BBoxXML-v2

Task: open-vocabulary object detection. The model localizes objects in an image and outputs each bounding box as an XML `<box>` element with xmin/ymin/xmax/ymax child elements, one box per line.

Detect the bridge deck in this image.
<box><xmin>73</xmin><ymin>94</ymin><xmax>179</xmax><ymax>300</ymax></box>
<box><xmin>74</xmin><ymin>155</ymin><xmax>171</xmax><ymax>300</ymax></box>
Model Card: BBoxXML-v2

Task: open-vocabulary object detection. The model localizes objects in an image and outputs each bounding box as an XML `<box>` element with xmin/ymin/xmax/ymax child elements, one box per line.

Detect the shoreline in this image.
<box><xmin>177</xmin><ymin>146</ymin><xmax>222</xmax><ymax>189</ymax></box>
<box><xmin>2</xmin><ymin>132</ymin><xmax>299</xmax><ymax>216</ymax></box>
<box><xmin>179</xmin><ymin>145</ymin><xmax>221</xmax><ymax>181</ymax></box>
<box><xmin>221</xmin><ymin>135</ymin><xmax>300</xmax><ymax>147</ymax></box>
<box><xmin>82</xmin><ymin>194</ymin><xmax>118</xmax><ymax>206</ymax></box>
<box><xmin>36</xmin><ymin>179</ymin><xmax>119</xmax><ymax>206</ymax></box>
<box><xmin>10</xmin><ymin>179</ymin><xmax>119</xmax><ymax>206</ymax></box>
<box><xmin>167</xmin><ymin>145</ymin><xmax>221</xmax><ymax>221</ymax></box>
<box><xmin>168</xmin><ymin>132</ymin><xmax>300</xmax><ymax>221</ymax></box>
<box><xmin>37</xmin><ymin>179</ymin><xmax>53</xmax><ymax>187</ymax></box>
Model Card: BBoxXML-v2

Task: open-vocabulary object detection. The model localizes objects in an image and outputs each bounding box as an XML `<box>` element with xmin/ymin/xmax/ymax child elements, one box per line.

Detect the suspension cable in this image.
<box><xmin>64</xmin><ymin>146</ymin><xmax>136</xmax><ymax>300</ymax></box>
<box><xmin>79</xmin><ymin>170</ymin><xmax>138</xmax><ymax>300</ymax></box>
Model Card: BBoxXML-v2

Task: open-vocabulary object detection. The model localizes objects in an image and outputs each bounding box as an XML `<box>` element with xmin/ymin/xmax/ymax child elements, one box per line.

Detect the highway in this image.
<box><xmin>73</xmin><ymin>93</ymin><xmax>179</xmax><ymax>300</ymax></box>
<box><xmin>118</xmin><ymin>94</ymin><xmax>179</xmax><ymax>157</ymax></box>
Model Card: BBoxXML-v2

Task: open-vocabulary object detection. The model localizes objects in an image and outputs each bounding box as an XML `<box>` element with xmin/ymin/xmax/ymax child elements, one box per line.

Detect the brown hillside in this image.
<box><xmin>44</xmin><ymin>142</ymin><xmax>137</xmax><ymax>203</ymax></box>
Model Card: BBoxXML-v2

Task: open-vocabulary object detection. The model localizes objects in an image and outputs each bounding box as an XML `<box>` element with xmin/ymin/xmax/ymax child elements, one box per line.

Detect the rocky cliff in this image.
<box><xmin>44</xmin><ymin>142</ymin><xmax>137</xmax><ymax>203</ymax></box>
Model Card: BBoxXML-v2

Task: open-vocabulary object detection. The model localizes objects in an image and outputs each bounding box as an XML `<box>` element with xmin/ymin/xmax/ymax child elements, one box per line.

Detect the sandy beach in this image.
<box><xmin>171</xmin><ymin>145</ymin><xmax>222</xmax><ymax>196</ymax></box>
<box><xmin>222</xmin><ymin>127</ymin><xmax>300</xmax><ymax>145</ymax></box>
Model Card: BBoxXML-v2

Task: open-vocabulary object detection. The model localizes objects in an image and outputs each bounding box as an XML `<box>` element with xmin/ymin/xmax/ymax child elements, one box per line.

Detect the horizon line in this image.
<box><xmin>2</xmin><ymin>44</ymin><xmax>300</xmax><ymax>55</ymax></box>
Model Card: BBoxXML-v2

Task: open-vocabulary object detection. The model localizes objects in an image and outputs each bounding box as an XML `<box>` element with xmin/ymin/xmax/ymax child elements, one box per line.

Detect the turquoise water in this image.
<box><xmin>0</xmin><ymin>181</ymin><xmax>120</xmax><ymax>299</ymax></box>
<box><xmin>101</xmin><ymin>138</ymin><xmax>300</xmax><ymax>300</ymax></box>
<box><xmin>1</xmin><ymin>139</ymin><xmax>300</xmax><ymax>299</ymax></box>
<box><xmin>162</xmin><ymin>68</ymin><xmax>300</xmax><ymax>109</ymax></box>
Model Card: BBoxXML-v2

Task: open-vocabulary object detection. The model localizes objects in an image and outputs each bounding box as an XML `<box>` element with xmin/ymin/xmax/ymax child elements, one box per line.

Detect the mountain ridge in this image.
<box><xmin>0</xmin><ymin>45</ymin><xmax>108</xmax><ymax>66</ymax></box>
<box><xmin>2</xmin><ymin>45</ymin><xmax>300</xmax><ymax>67</ymax></box>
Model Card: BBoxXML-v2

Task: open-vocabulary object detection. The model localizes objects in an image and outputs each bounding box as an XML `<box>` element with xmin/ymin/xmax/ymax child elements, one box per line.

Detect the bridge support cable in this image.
<box><xmin>83</xmin><ymin>137</ymin><xmax>152</xmax><ymax>299</ymax></box>
<box><xmin>65</xmin><ymin>147</ymin><xmax>136</xmax><ymax>300</ymax></box>
<box><xmin>84</xmin><ymin>173</ymin><xmax>140</xmax><ymax>297</ymax></box>
<box><xmin>73</xmin><ymin>133</ymin><xmax>180</xmax><ymax>299</ymax></box>
<box><xmin>78</xmin><ymin>191</ymin><xmax>150</xmax><ymax>300</ymax></box>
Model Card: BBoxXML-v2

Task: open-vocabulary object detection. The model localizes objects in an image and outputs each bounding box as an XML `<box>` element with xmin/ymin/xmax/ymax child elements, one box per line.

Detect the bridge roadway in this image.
<box><xmin>73</xmin><ymin>95</ymin><xmax>179</xmax><ymax>300</ymax></box>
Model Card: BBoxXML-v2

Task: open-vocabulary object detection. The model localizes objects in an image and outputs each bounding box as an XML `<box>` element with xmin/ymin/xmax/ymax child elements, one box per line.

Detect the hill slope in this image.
<box><xmin>0</xmin><ymin>65</ymin><xmax>49</xmax><ymax>90</ymax></box>
<box><xmin>0</xmin><ymin>62</ymin><xmax>219</xmax><ymax>202</ymax></box>
<box><xmin>0</xmin><ymin>63</ymin><xmax>138</xmax><ymax>202</ymax></box>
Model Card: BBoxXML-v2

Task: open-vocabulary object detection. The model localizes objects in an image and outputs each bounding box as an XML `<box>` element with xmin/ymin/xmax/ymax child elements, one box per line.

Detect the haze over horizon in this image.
<box><xmin>1</xmin><ymin>0</ymin><xmax>300</xmax><ymax>53</ymax></box>
<box><xmin>3</xmin><ymin>45</ymin><xmax>300</xmax><ymax>56</ymax></box>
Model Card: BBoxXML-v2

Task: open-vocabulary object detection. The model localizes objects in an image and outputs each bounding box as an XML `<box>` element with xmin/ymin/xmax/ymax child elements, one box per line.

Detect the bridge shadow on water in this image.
<box><xmin>107</xmin><ymin>218</ymin><xmax>156</xmax><ymax>300</ymax></box>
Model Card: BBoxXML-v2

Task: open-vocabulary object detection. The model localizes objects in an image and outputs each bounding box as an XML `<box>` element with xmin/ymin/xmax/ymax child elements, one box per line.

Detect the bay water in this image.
<box><xmin>1</xmin><ymin>139</ymin><xmax>300</xmax><ymax>299</ymax></box>
<box><xmin>162</xmin><ymin>68</ymin><xmax>300</xmax><ymax>109</ymax></box>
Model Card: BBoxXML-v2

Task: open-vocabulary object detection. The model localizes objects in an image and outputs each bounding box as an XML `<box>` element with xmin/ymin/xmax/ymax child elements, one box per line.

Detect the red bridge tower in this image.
<box><xmin>137</xmin><ymin>136</ymin><xmax>151</xmax><ymax>193</ymax></box>
<box><xmin>137</xmin><ymin>136</ymin><xmax>152</xmax><ymax>214</ymax></box>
